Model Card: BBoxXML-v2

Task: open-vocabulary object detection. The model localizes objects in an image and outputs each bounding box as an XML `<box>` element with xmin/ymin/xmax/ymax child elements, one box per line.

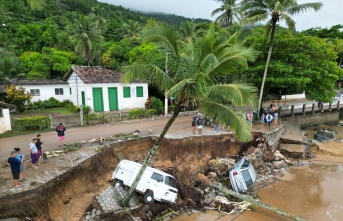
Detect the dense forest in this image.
<box><xmin>0</xmin><ymin>0</ymin><xmax>343</xmax><ymax>102</ymax></box>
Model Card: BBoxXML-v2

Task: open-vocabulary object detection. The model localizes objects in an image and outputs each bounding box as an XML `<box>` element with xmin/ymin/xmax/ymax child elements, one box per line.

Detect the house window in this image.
<box><xmin>55</xmin><ymin>88</ymin><xmax>64</xmax><ymax>95</ymax></box>
<box><xmin>123</xmin><ymin>87</ymin><xmax>131</xmax><ymax>98</ymax></box>
<box><xmin>136</xmin><ymin>86</ymin><xmax>143</xmax><ymax>97</ymax></box>
<box><xmin>30</xmin><ymin>89</ymin><xmax>40</xmax><ymax>96</ymax></box>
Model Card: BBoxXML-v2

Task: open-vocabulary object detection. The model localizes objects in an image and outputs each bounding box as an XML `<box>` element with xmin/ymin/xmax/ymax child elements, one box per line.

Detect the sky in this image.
<box><xmin>98</xmin><ymin>0</ymin><xmax>343</xmax><ymax>31</ymax></box>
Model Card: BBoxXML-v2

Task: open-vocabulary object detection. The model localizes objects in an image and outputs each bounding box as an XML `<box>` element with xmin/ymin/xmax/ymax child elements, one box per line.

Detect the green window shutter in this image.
<box><xmin>136</xmin><ymin>86</ymin><xmax>143</xmax><ymax>97</ymax></box>
<box><xmin>123</xmin><ymin>87</ymin><xmax>131</xmax><ymax>98</ymax></box>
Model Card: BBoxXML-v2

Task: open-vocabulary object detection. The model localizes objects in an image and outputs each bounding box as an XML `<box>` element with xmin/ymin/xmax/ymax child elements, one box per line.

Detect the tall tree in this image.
<box><xmin>123</xmin><ymin>20</ymin><xmax>142</xmax><ymax>38</ymax></box>
<box><xmin>241</xmin><ymin>0</ymin><xmax>322</xmax><ymax>115</ymax></box>
<box><xmin>211</xmin><ymin>0</ymin><xmax>242</xmax><ymax>27</ymax></box>
<box><xmin>90</xmin><ymin>5</ymin><xmax>107</xmax><ymax>33</ymax></box>
<box><xmin>70</xmin><ymin>15</ymin><xmax>103</xmax><ymax>66</ymax></box>
<box><xmin>119</xmin><ymin>23</ymin><xmax>257</xmax><ymax>206</ymax></box>
<box><xmin>26</xmin><ymin>0</ymin><xmax>45</xmax><ymax>10</ymax></box>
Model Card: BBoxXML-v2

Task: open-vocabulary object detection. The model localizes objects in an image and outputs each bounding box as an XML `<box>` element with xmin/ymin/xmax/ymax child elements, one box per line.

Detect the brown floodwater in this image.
<box><xmin>171</xmin><ymin>124</ymin><xmax>343</xmax><ymax>221</ymax></box>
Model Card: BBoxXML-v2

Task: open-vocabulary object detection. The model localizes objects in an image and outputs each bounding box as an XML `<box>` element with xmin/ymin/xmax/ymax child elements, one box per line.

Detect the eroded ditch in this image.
<box><xmin>0</xmin><ymin>133</ymin><xmax>261</xmax><ymax>220</ymax></box>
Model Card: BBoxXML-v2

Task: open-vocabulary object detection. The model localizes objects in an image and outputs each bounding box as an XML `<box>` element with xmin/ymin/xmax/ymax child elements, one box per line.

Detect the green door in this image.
<box><xmin>108</xmin><ymin>87</ymin><xmax>118</xmax><ymax>111</ymax></box>
<box><xmin>81</xmin><ymin>91</ymin><xmax>85</xmax><ymax>106</ymax></box>
<box><xmin>92</xmin><ymin>88</ymin><xmax>104</xmax><ymax>112</ymax></box>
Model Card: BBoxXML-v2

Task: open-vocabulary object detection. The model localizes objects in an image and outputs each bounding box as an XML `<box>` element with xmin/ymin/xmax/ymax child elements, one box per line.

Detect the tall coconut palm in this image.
<box><xmin>119</xmin><ymin>23</ymin><xmax>257</xmax><ymax>206</ymax></box>
<box><xmin>27</xmin><ymin>0</ymin><xmax>45</xmax><ymax>10</ymax></box>
<box><xmin>123</xmin><ymin>20</ymin><xmax>142</xmax><ymax>38</ymax></box>
<box><xmin>211</xmin><ymin>0</ymin><xmax>242</xmax><ymax>27</ymax></box>
<box><xmin>90</xmin><ymin>6</ymin><xmax>107</xmax><ymax>34</ymax></box>
<box><xmin>70</xmin><ymin>15</ymin><xmax>103</xmax><ymax>66</ymax></box>
<box><xmin>241</xmin><ymin>0</ymin><xmax>322</xmax><ymax>115</ymax></box>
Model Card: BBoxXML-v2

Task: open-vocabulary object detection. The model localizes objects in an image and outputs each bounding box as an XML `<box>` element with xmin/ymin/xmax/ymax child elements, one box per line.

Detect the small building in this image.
<box><xmin>64</xmin><ymin>66</ymin><xmax>148</xmax><ymax>112</ymax></box>
<box><xmin>9</xmin><ymin>79</ymin><xmax>70</xmax><ymax>102</ymax></box>
<box><xmin>0</xmin><ymin>101</ymin><xmax>15</xmax><ymax>133</ymax></box>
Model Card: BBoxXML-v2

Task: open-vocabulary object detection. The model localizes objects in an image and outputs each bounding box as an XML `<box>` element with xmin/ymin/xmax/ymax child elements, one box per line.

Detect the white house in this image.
<box><xmin>64</xmin><ymin>66</ymin><xmax>148</xmax><ymax>112</ymax></box>
<box><xmin>9</xmin><ymin>79</ymin><xmax>70</xmax><ymax>102</ymax></box>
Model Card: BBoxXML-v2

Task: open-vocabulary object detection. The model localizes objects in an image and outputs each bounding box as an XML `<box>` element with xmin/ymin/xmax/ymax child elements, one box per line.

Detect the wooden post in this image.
<box><xmin>291</xmin><ymin>105</ymin><xmax>294</xmax><ymax>116</ymax></box>
<box><xmin>321</xmin><ymin>103</ymin><xmax>323</xmax><ymax>112</ymax></box>
<box><xmin>302</xmin><ymin>104</ymin><xmax>306</xmax><ymax>115</ymax></box>
<box><xmin>211</xmin><ymin>184</ymin><xmax>306</xmax><ymax>221</ymax></box>
<box><xmin>311</xmin><ymin>103</ymin><xmax>315</xmax><ymax>113</ymax></box>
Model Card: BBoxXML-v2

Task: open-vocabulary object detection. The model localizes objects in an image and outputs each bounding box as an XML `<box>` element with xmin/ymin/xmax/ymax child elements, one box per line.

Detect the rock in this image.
<box><xmin>90</xmin><ymin>214</ymin><xmax>96</xmax><ymax>219</ymax></box>
<box><xmin>203</xmin><ymin>190</ymin><xmax>216</xmax><ymax>205</ymax></box>
<box><xmin>279</xmin><ymin>144</ymin><xmax>304</xmax><ymax>158</ymax></box>
<box><xmin>95</xmin><ymin>216</ymin><xmax>101</xmax><ymax>221</ymax></box>
<box><xmin>204</xmin><ymin>187</ymin><xmax>210</xmax><ymax>193</ymax></box>
<box><xmin>96</xmin><ymin>210</ymin><xmax>101</xmax><ymax>216</ymax></box>
<box><xmin>92</xmin><ymin>208</ymin><xmax>96</xmax><ymax>214</ymax></box>
<box><xmin>85</xmin><ymin>215</ymin><xmax>91</xmax><ymax>220</ymax></box>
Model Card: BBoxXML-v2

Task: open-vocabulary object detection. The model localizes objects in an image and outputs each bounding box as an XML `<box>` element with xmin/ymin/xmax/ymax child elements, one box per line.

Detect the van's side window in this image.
<box><xmin>165</xmin><ymin>176</ymin><xmax>177</xmax><ymax>188</ymax></box>
<box><xmin>151</xmin><ymin>172</ymin><xmax>163</xmax><ymax>182</ymax></box>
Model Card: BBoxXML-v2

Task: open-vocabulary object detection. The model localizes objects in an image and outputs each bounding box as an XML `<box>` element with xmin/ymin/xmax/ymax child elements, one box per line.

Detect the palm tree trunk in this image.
<box><xmin>164</xmin><ymin>50</ymin><xmax>169</xmax><ymax>116</ymax></box>
<box><xmin>120</xmin><ymin>103</ymin><xmax>181</xmax><ymax>207</ymax></box>
<box><xmin>257</xmin><ymin>21</ymin><xmax>277</xmax><ymax>116</ymax></box>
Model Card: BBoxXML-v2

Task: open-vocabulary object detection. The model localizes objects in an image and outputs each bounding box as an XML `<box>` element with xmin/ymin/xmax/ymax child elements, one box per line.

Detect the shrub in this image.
<box><xmin>6</xmin><ymin>85</ymin><xmax>32</xmax><ymax>113</ymax></box>
<box><xmin>145</xmin><ymin>109</ymin><xmax>157</xmax><ymax>117</ymax></box>
<box><xmin>151</xmin><ymin>97</ymin><xmax>163</xmax><ymax>114</ymax></box>
<box><xmin>12</xmin><ymin>116</ymin><xmax>50</xmax><ymax>131</ymax></box>
<box><xmin>128</xmin><ymin>108</ymin><xmax>145</xmax><ymax>119</ymax></box>
<box><xmin>66</xmin><ymin>104</ymin><xmax>79</xmax><ymax>113</ymax></box>
<box><xmin>82</xmin><ymin>105</ymin><xmax>92</xmax><ymax>124</ymax></box>
<box><xmin>169</xmin><ymin>105</ymin><xmax>175</xmax><ymax>112</ymax></box>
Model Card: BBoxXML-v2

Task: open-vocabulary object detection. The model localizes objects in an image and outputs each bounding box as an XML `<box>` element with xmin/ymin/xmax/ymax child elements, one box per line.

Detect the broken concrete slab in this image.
<box><xmin>279</xmin><ymin>144</ymin><xmax>304</xmax><ymax>158</ymax></box>
<box><xmin>281</xmin><ymin>123</ymin><xmax>303</xmax><ymax>144</ymax></box>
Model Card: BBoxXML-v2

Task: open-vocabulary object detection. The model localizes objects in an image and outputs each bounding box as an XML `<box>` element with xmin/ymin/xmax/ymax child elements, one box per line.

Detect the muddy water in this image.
<box><xmin>171</xmin><ymin>124</ymin><xmax>343</xmax><ymax>221</ymax></box>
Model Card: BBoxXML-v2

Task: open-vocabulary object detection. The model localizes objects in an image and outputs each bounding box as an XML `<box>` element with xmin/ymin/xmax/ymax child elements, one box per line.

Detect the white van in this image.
<box><xmin>112</xmin><ymin>160</ymin><xmax>178</xmax><ymax>204</ymax></box>
<box><xmin>228</xmin><ymin>157</ymin><xmax>257</xmax><ymax>193</ymax></box>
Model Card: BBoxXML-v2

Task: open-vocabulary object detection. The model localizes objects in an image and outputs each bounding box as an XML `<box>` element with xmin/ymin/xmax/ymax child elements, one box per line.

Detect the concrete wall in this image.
<box><xmin>263</xmin><ymin>124</ymin><xmax>285</xmax><ymax>152</ymax></box>
<box><xmin>19</xmin><ymin>84</ymin><xmax>70</xmax><ymax>102</ymax></box>
<box><xmin>281</xmin><ymin>91</ymin><xmax>306</xmax><ymax>100</ymax></box>
<box><xmin>284</xmin><ymin>111</ymin><xmax>340</xmax><ymax>128</ymax></box>
<box><xmin>0</xmin><ymin>109</ymin><xmax>11</xmax><ymax>133</ymax></box>
<box><xmin>67</xmin><ymin>72</ymin><xmax>148</xmax><ymax>111</ymax></box>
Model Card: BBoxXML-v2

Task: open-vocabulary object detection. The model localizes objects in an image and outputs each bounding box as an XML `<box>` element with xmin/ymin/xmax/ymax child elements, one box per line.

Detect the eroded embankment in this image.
<box><xmin>0</xmin><ymin>134</ymin><xmax>259</xmax><ymax>220</ymax></box>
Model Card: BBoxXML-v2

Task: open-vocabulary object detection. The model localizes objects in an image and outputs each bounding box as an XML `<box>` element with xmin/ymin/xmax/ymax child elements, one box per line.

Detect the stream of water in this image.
<box><xmin>171</xmin><ymin>124</ymin><xmax>343</xmax><ymax>221</ymax></box>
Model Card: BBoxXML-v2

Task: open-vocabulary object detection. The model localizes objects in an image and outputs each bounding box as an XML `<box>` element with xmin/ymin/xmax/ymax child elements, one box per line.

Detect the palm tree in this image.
<box><xmin>123</xmin><ymin>20</ymin><xmax>142</xmax><ymax>38</ymax></box>
<box><xmin>119</xmin><ymin>23</ymin><xmax>257</xmax><ymax>206</ymax></box>
<box><xmin>70</xmin><ymin>15</ymin><xmax>103</xmax><ymax>66</ymax></box>
<box><xmin>27</xmin><ymin>0</ymin><xmax>45</xmax><ymax>10</ymax></box>
<box><xmin>241</xmin><ymin>0</ymin><xmax>322</xmax><ymax>115</ymax></box>
<box><xmin>211</xmin><ymin>0</ymin><xmax>242</xmax><ymax>27</ymax></box>
<box><xmin>90</xmin><ymin>6</ymin><xmax>107</xmax><ymax>34</ymax></box>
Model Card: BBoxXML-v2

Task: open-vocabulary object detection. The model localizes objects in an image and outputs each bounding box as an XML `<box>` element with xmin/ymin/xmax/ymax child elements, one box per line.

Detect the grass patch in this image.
<box><xmin>0</xmin><ymin>128</ymin><xmax>53</xmax><ymax>138</ymax></box>
<box><xmin>12</xmin><ymin>107</ymin><xmax>74</xmax><ymax>118</ymax></box>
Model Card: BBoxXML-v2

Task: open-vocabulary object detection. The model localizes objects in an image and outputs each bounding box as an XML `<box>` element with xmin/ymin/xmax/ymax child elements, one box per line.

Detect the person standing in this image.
<box><xmin>14</xmin><ymin>147</ymin><xmax>25</xmax><ymax>181</ymax></box>
<box><xmin>197</xmin><ymin>115</ymin><xmax>203</xmax><ymax>135</ymax></box>
<box><xmin>36</xmin><ymin>134</ymin><xmax>44</xmax><ymax>164</ymax></box>
<box><xmin>260</xmin><ymin>113</ymin><xmax>265</xmax><ymax>130</ymax></box>
<box><xmin>214</xmin><ymin>121</ymin><xmax>220</xmax><ymax>134</ymax></box>
<box><xmin>266</xmin><ymin>113</ymin><xmax>273</xmax><ymax>130</ymax></box>
<box><xmin>247</xmin><ymin>111</ymin><xmax>253</xmax><ymax>127</ymax></box>
<box><xmin>274</xmin><ymin>112</ymin><xmax>279</xmax><ymax>127</ymax></box>
<box><xmin>56</xmin><ymin>123</ymin><xmax>66</xmax><ymax>146</ymax></box>
<box><xmin>8</xmin><ymin>151</ymin><xmax>21</xmax><ymax>188</ymax></box>
<box><xmin>191</xmin><ymin>114</ymin><xmax>197</xmax><ymax>135</ymax></box>
<box><xmin>29</xmin><ymin>138</ymin><xmax>39</xmax><ymax>169</ymax></box>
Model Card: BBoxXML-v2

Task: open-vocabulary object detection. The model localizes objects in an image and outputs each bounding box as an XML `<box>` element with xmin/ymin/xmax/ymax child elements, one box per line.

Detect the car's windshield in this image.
<box><xmin>164</xmin><ymin>176</ymin><xmax>177</xmax><ymax>188</ymax></box>
<box><xmin>241</xmin><ymin>169</ymin><xmax>253</xmax><ymax>187</ymax></box>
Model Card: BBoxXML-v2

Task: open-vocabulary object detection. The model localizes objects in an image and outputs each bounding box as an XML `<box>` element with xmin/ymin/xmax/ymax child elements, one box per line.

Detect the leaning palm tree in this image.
<box><xmin>119</xmin><ymin>23</ymin><xmax>257</xmax><ymax>206</ymax></box>
<box><xmin>241</xmin><ymin>0</ymin><xmax>322</xmax><ymax>115</ymax></box>
<box><xmin>70</xmin><ymin>15</ymin><xmax>103</xmax><ymax>66</ymax></box>
<box><xmin>211</xmin><ymin>0</ymin><xmax>242</xmax><ymax>27</ymax></box>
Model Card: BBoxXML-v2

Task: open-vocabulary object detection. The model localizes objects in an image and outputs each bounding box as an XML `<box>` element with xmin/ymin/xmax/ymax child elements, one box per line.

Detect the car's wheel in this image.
<box><xmin>144</xmin><ymin>191</ymin><xmax>155</xmax><ymax>204</ymax></box>
<box><xmin>114</xmin><ymin>179</ymin><xmax>123</xmax><ymax>187</ymax></box>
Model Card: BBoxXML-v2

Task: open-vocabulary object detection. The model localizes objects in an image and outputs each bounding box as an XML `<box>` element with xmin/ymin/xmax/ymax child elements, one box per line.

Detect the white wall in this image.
<box><xmin>19</xmin><ymin>84</ymin><xmax>70</xmax><ymax>102</ymax></box>
<box><xmin>0</xmin><ymin>109</ymin><xmax>11</xmax><ymax>133</ymax></box>
<box><xmin>67</xmin><ymin>72</ymin><xmax>148</xmax><ymax>111</ymax></box>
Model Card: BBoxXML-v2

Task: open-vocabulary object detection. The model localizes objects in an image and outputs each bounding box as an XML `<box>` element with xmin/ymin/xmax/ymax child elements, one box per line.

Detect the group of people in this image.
<box><xmin>260</xmin><ymin>103</ymin><xmax>279</xmax><ymax>130</ymax></box>
<box><xmin>7</xmin><ymin>123</ymin><xmax>67</xmax><ymax>188</ymax></box>
<box><xmin>192</xmin><ymin>113</ymin><xmax>204</xmax><ymax>135</ymax></box>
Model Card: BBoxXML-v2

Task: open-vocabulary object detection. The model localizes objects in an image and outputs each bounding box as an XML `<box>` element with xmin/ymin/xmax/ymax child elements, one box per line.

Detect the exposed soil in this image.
<box><xmin>0</xmin><ymin>133</ymin><xmax>260</xmax><ymax>220</ymax></box>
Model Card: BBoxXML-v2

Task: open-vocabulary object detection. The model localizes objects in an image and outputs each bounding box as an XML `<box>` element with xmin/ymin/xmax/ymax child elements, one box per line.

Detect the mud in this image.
<box><xmin>0</xmin><ymin>133</ymin><xmax>259</xmax><ymax>220</ymax></box>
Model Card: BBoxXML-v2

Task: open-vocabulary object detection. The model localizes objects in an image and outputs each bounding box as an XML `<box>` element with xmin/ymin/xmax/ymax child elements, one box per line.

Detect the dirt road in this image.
<box><xmin>0</xmin><ymin>116</ymin><xmax>192</xmax><ymax>161</ymax></box>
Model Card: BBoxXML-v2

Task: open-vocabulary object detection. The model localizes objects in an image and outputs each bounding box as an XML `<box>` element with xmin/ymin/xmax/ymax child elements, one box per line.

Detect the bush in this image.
<box><xmin>145</xmin><ymin>109</ymin><xmax>157</xmax><ymax>117</ymax></box>
<box><xmin>151</xmin><ymin>97</ymin><xmax>163</xmax><ymax>114</ymax></box>
<box><xmin>12</xmin><ymin>116</ymin><xmax>50</xmax><ymax>131</ymax></box>
<box><xmin>66</xmin><ymin>104</ymin><xmax>80</xmax><ymax>113</ymax></box>
<box><xmin>128</xmin><ymin>108</ymin><xmax>145</xmax><ymax>119</ymax></box>
<box><xmin>82</xmin><ymin>105</ymin><xmax>92</xmax><ymax>124</ymax></box>
<box><xmin>169</xmin><ymin>105</ymin><xmax>175</xmax><ymax>112</ymax></box>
